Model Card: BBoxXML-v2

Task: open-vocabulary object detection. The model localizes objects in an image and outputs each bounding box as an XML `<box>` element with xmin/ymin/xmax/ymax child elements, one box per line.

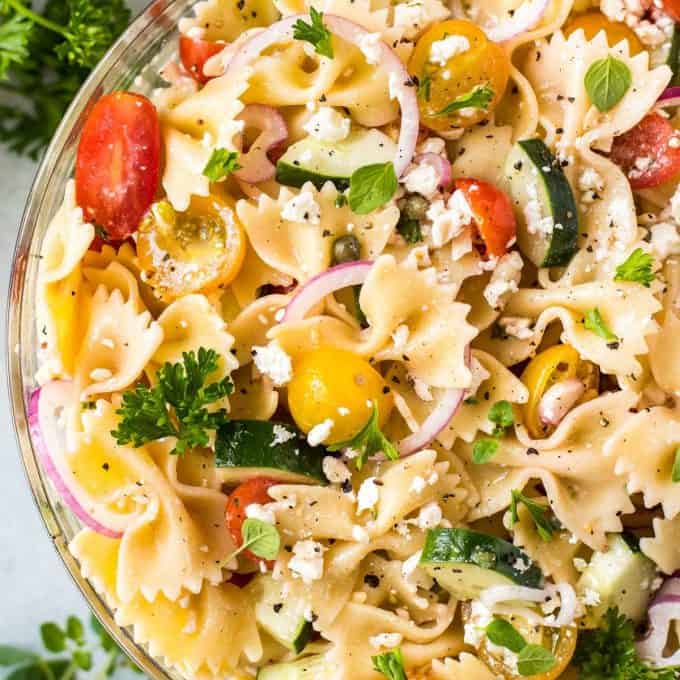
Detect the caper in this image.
<box><xmin>332</xmin><ymin>235</ymin><xmax>362</xmax><ymax>264</ymax></box>
<box><xmin>398</xmin><ymin>193</ymin><xmax>429</xmax><ymax>221</ymax></box>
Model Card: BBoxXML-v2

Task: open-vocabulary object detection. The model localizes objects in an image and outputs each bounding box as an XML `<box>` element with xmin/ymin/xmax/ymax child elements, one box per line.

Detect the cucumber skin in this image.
<box><xmin>276</xmin><ymin>162</ymin><xmax>350</xmax><ymax>191</ymax></box>
<box><xmin>668</xmin><ymin>25</ymin><xmax>680</xmax><ymax>88</ymax></box>
<box><xmin>422</xmin><ymin>528</ymin><xmax>543</xmax><ymax>589</ymax></box>
<box><xmin>215</xmin><ymin>420</ymin><xmax>325</xmax><ymax>482</ymax></box>
<box><xmin>516</xmin><ymin>139</ymin><xmax>579</xmax><ymax>268</ymax></box>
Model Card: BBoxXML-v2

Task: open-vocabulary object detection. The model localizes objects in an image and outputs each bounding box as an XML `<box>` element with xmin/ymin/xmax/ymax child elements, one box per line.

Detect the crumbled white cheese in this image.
<box><xmin>416</xmin><ymin>501</ymin><xmax>443</xmax><ymax>529</ymax></box>
<box><xmin>393</xmin><ymin>0</ymin><xmax>450</xmax><ymax>40</ymax></box>
<box><xmin>392</xmin><ymin>324</ymin><xmax>410</xmax><ymax>349</ymax></box>
<box><xmin>281</xmin><ymin>191</ymin><xmax>321</xmax><ymax>224</ymax></box>
<box><xmin>288</xmin><ymin>540</ymin><xmax>327</xmax><ymax>583</ymax></box>
<box><xmin>358</xmin><ymin>32</ymin><xmax>382</xmax><ymax>65</ymax></box>
<box><xmin>463</xmin><ymin>600</ymin><xmax>493</xmax><ymax>647</ymax></box>
<box><xmin>580</xmin><ymin>588</ymin><xmax>601</xmax><ymax>607</ymax></box>
<box><xmin>409</xmin><ymin>475</ymin><xmax>427</xmax><ymax>494</ymax></box>
<box><xmin>578</xmin><ymin>167</ymin><xmax>605</xmax><ymax>205</ymax></box>
<box><xmin>450</xmin><ymin>226</ymin><xmax>474</xmax><ymax>261</ymax></box>
<box><xmin>499</xmin><ymin>315</ymin><xmax>534</xmax><ymax>340</ymax></box>
<box><xmin>429</xmin><ymin>35</ymin><xmax>470</xmax><ymax>66</ymax></box>
<box><xmin>245</xmin><ymin>503</ymin><xmax>276</xmax><ymax>525</ymax></box>
<box><xmin>524</xmin><ymin>180</ymin><xmax>554</xmax><ymax>237</ymax></box>
<box><xmin>511</xmin><ymin>555</ymin><xmax>531</xmax><ymax>573</ymax></box>
<box><xmin>352</xmin><ymin>524</ymin><xmax>371</xmax><ymax>543</ymax></box>
<box><xmin>252</xmin><ymin>341</ymin><xmax>292</xmax><ymax>386</ymax></box>
<box><xmin>426</xmin><ymin>190</ymin><xmax>474</xmax><ymax>248</ymax></box>
<box><xmin>271</xmin><ymin>424</ymin><xmax>296</xmax><ymax>446</ymax></box>
<box><xmin>417</xmin><ymin>136</ymin><xmax>447</xmax><ymax>155</ymax></box>
<box><xmin>650</xmin><ymin>222</ymin><xmax>680</xmax><ymax>260</ymax></box>
<box><xmin>466</xmin><ymin>357</ymin><xmax>490</xmax><ymax>396</ymax></box>
<box><xmin>322</xmin><ymin>456</ymin><xmax>351</xmax><ymax>484</ymax></box>
<box><xmin>303</xmin><ymin>106</ymin><xmax>351</xmax><ymax>143</ymax></box>
<box><xmin>483</xmin><ymin>251</ymin><xmax>524</xmax><ymax>310</ymax></box>
<box><xmin>402</xmin><ymin>162</ymin><xmax>440</xmax><ymax>199</ymax></box>
<box><xmin>369</xmin><ymin>633</ymin><xmax>403</xmax><ymax>649</ymax></box>
<box><xmin>307</xmin><ymin>419</ymin><xmax>335</xmax><ymax>447</ymax></box>
<box><xmin>357</xmin><ymin>477</ymin><xmax>380</xmax><ymax>514</ymax></box>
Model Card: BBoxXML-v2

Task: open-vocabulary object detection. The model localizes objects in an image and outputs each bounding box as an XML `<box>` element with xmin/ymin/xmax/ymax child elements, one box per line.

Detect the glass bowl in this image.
<box><xmin>7</xmin><ymin>1</ymin><xmax>195</xmax><ymax>676</ymax></box>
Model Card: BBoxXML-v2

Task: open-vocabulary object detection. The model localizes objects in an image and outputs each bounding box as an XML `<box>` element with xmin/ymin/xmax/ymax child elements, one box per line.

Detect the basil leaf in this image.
<box><xmin>486</xmin><ymin>618</ymin><xmax>527</xmax><ymax>654</ymax></box>
<box><xmin>202</xmin><ymin>149</ymin><xmax>241</xmax><ymax>181</ymax></box>
<box><xmin>517</xmin><ymin>644</ymin><xmax>557</xmax><ymax>676</ymax></box>
<box><xmin>672</xmin><ymin>448</ymin><xmax>680</xmax><ymax>483</ymax></box>
<box><xmin>348</xmin><ymin>162</ymin><xmax>398</xmax><ymax>215</ymax></box>
<box><xmin>584</xmin><ymin>307</ymin><xmax>618</xmax><ymax>343</ymax></box>
<box><xmin>472</xmin><ymin>438</ymin><xmax>499</xmax><ymax>464</ymax></box>
<box><xmin>584</xmin><ymin>55</ymin><xmax>631</xmax><ymax>112</ymax></box>
<box><xmin>0</xmin><ymin>647</ymin><xmax>38</xmax><ymax>666</ymax></box>
<box><xmin>39</xmin><ymin>623</ymin><xmax>65</xmax><ymax>653</ymax></box>
<box><xmin>241</xmin><ymin>518</ymin><xmax>281</xmax><ymax>560</ymax></box>
<box><xmin>614</xmin><ymin>248</ymin><xmax>655</xmax><ymax>287</ymax></box>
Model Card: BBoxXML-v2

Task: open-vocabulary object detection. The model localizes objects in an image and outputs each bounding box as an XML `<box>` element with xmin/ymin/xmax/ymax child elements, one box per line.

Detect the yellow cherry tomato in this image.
<box><xmin>137</xmin><ymin>195</ymin><xmax>246</xmax><ymax>303</ymax></box>
<box><xmin>564</xmin><ymin>12</ymin><xmax>644</xmax><ymax>55</ymax></box>
<box><xmin>287</xmin><ymin>348</ymin><xmax>393</xmax><ymax>444</ymax></box>
<box><xmin>408</xmin><ymin>20</ymin><xmax>510</xmax><ymax>134</ymax></box>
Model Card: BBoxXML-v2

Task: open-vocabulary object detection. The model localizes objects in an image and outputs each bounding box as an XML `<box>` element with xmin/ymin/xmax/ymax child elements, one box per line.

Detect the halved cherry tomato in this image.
<box><xmin>408</xmin><ymin>20</ymin><xmax>510</xmax><ymax>133</ymax></box>
<box><xmin>564</xmin><ymin>12</ymin><xmax>644</xmax><ymax>55</ymax></box>
<box><xmin>75</xmin><ymin>92</ymin><xmax>161</xmax><ymax>242</ymax></box>
<box><xmin>226</xmin><ymin>478</ymin><xmax>279</xmax><ymax>565</ymax></box>
<box><xmin>609</xmin><ymin>112</ymin><xmax>680</xmax><ymax>189</ymax></box>
<box><xmin>661</xmin><ymin>0</ymin><xmax>680</xmax><ymax>22</ymax></box>
<box><xmin>453</xmin><ymin>178</ymin><xmax>516</xmax><ymax>258</ymax></box>
<box><xmin>179</xmin><ymin>35</ymin><xmax>224</xmax><ymax>84</ymax></box>
<box><xmin>137</xmin><ymin>195</ymin><xmax>246</xmax><ymax>302</ymax></box>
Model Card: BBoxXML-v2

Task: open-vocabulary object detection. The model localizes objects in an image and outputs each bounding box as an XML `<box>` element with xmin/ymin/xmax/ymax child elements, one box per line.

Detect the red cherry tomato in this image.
<box><xmin>453</xmin><ymin>178</ymin><xmax>517</xmax><ymax>258</ymax></box>
<box><xmin>661</xmin><ymin>0</ymin><xmax>680</xmax><ymax>22</ymax></box>
<box><xmin>609</xmin><ymin>112</ymin><xmax>680</xmax><ymax>189</ymax></box>
<box><xmin>226</xmin><ymin>478</ymin><xmax>279</xmax><ymax>565</ymax></box>
<box><xmin>179</xmin><ymin>35</ymin><xmax>224</xmax><ymax>84</ymax></box>
<box><xmin>75</xmin><ymin>92</ymin><xmax>161</xmax><ymax>242</ymax></box>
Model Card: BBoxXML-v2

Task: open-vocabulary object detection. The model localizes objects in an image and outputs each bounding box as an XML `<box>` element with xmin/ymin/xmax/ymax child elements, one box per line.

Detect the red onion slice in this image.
<box><xmin>234</xmin><ymin>104</ymin><xmax>288</xmax><ymax>183</ymax></box>
<box><xmin>537</xmin><ymin>378</ymin><xmax>585</xmax><ymax>427</ymax></box>
<box><xmin>656</xmin><ymin>86</ymin><xmax>680</xmax><ymax>109</ymax></box>
<box><xmin>414</xmin><ymin>152</ymin><xmax>453</xmax><ymax>190</ymax></box>
<box><xmin>28</xmin><ymin>383</ymin><xmax>123</xmax><ymax>538</ymax></box>
<box><xmin>483</xmin><ymin>0</ymin><xmax>550</xmax><ymax>42</ymax></box>
<box><xmin>225</xmin><ymin>14</ymin><xmax>419</xmax><ymax>176</ymax></box>
<box><xmin>637</xmin><ymin>575</ymin><xmax>680</xmax><ymax>666</ymax></box>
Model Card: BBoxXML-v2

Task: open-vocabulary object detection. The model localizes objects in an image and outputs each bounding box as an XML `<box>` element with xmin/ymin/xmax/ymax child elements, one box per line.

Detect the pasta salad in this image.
<box><xmin>31</xmin><ymin>0</ymin><xmax>680</xmax><ymax>676</ymax></box>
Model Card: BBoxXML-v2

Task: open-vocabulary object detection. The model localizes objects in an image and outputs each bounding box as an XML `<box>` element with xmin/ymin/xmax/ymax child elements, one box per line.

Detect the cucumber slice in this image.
<box><xmin>276</xmin><ymin>129</ymin><xmax>396</xmax><ymax>190</ymax></box>
<box><xmin>667</xmin><ymin>24</ymin><xmax>680</xmax><ymax>87</ymax></box>
<box><xmin>420</xmin><ymin>528</ymin><xmax>543</xmax><ymax>599</ymax></box>
<box><xmin>256</xmin><ymin>655</ymin><xmax>330</xmax><ymax>680</ymax></box>
<box><xmin>249</xmin><ymin>574</ymin><xmax>313</xmax><ymax>653</ymax></box>
<box><xmin>577</xmin><ymin>534</ymin><xmax>657</xmax><ymax>627</ymax></box>
<box><xmin>505</xmin><ymin>139</ymin><xmax>579</xmax><ymax>267</ymax></box>
<box><xmin>214</xmin><ymin>420</ymin><xmax>325</xmax><ymax>485</ymax></box>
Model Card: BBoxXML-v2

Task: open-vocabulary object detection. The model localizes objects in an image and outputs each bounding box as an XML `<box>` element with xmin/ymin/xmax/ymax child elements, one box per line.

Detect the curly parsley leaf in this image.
<box><xmin>203</xmin><ymin>148</ymin><xmax>241</xmax><ymax>181</ymax></box>
<box><xmin>372</xmin><ymin>647</ymin><xmax>407</xmax><ymax>680</ymax></box>
<box><xmin>433</xmin><ymin>83</ymin><xmax>494</xmax><ymax>117</ymax></box>
<box><xmin>510</xmin><ymin>490</ymin><xmax>559</xmax><ymax>542</ymax></box>
<box><xmin>614</xmin><ymin>248</ymin><xmax>655</xmax><ymax>287</ymax></box>
<box><xmin>0</xmin><ymin>12</ymin><xmax>31</xmax><ymax>79</ymax></box>
<box><xmin>584</xmin><ymin>55</ymin><xmax>631</xmax><ymax>113</ymax></box>
<box><xmin>111</xmin><ymin>347</ymin><xmax>233</xmax><ymax>455</ymax></box>
<box><xmin>328</xmin><ymin>402</ymin><xmax>398</xmax><ymax>470</ymax></box>
<box><xmin>349</xmin><ymin>162</ymin><xmax>398</xmax><ymax>215</ymax></box>
<box><xmin>574</xmin><ymin>607</ymin><xmax>680</xmax><ymax>680</ymax></box>
<box><xmin>292</xmin><ymin>7</ymin><xmax>333</xmax><ymax>59</ymax></box>
<box><xmin>584</xmin><ymin>307</ymin><xmax>618</xmax><ymax>343</ymax></box>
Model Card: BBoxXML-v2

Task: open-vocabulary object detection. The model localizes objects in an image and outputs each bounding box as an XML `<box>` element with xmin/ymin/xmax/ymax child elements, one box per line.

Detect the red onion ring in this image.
<box><xmin>234</xmin><ymin>104</ymin><xmax>288</xmax><ymax>183</ymax></box>
<box><xmin>656</xmin><ymin>86</ymin><xmax>680</xmax><ymax>109</ymax></box>
<box><xmin>28</xmin><ymin>383</ymin><xmax>122</xmax><ymax>538</ymax></box>
<box><xmin>636</xmin><ymin>574</ymin><xmax>680</xmax><ymax>667</ymax></box>
<box><xmin>484</xmin><ymin>0</ymin><xmax>550</xmax><ymax>42</ymax></box>
<box><xmin>537</xmin><ymin>378</ymin><xmax>585</xmax><ymax>427</ymax></box>
<box><xmin>414</xmin><ymin>152</ymin><xmax>453</xmax><ymax>190</ymax></box>
<box><xmin>224</xmin><ymin>14</ymin><xmax>419</xmax><ymax>176</ymax></box>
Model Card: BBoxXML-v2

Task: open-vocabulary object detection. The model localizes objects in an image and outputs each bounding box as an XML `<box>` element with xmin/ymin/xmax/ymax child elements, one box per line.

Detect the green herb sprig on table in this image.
<box><xmin>0</xmin><ymin>0</ymin><xmax>130</xmax><ymax>158</ymax></box>
<box><xmin>0</xmin><ymin>614</ymin><xmax>141</xmax><ymax>680</ymax></box>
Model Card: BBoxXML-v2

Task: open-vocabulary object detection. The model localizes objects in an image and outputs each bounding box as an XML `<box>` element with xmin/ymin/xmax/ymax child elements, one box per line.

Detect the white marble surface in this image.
<box><xmin>0</xmin><ymin>0</ymin><xmax>148</xmax><ymax>646</ymax></box>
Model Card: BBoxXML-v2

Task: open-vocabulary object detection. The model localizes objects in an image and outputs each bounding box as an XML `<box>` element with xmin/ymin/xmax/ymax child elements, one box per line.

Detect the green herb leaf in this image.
<box><xmin>672</xmin><ymin>448</ymin><xmax>680</xmax><ymax>483</ymax></box>
<box><xmin>111</xmin><ymin>347</ymin><xmax>233</xmax><ymax>455</ymax></box>
<box><xmin>486</xmin><ymin>618</ymin><xmax>527</xmax><ymax>654</ymax></box>
<box><xmin>6</xmin><ymin>665</ymin><xmax>49</xmax><ymax>680</ymax></box>
<box><xmin>348</xmin><ymin>162</ymin><xmax>398</xmax><ymax>215</ymax></box>
<box><xmin>0</xmin><ymin>13</ymin><xmax>32</xmax><ymax>80</ymax></box>
<box><xmin>614</xmin><ymin>248</ymin><xmax>655</xmax><ymax>287</ymax></box>
<box><xmin>472</xmin><ymin>438</ymin><xmax>499</xmax><ymax>464</ymax></box>
<box><xmin>417</xmin><ymin>72</ymin><xmax>431</xmax><ymax>102</ymax></box>
<box><xmin>328</xmin><ymin>402</ymin><xmax>398</xmax><ymax>470</ymax></box>
<box><xmin>65</xmin><ymin>615</ymin><xmax>84</xmax><ymax>645</ymax></box>
<box><xmin>488</xmin><ymin>399</ymin><xmax>514</xmax><ymax>435</ymax></box>
<box><xmin>517</xmin><ymin>644</ymin><xmax>556</xmax><ymax>676</ymax></box>
<box><xmin>202</xmin><ymin>148</ymin><xmax>241</xmax><ymax>182</ymax></box>
<box><xmin>372</xmin><ymin>647</ymin><xmax>407</xmax><ymax>680</ymax></box>
<box><xmin>0</xmin><ymin>647</ymin><xmax>38</xmax><ymax>666</ymax></box>
<box><xmin>396</xmin><ymin>216</ymin><xmax>422</xmax><ymax>244</ymax></box>
<box><xmin>584</xmin><ymin>55</ymin><xmax>631</xmax><ymax>112</ymax></box>
<box><xmin>223</xmin><ymin>518</ymin><xmax>281</xmax><ymax>564</ymax></box>
<box><xmin>39</xmin><ymin>623</ymin><xmax>65</xmax><ymax>653</ymax></box>
<box><xmin>510</xmin><ymin>490</ymin><xmax>558</xmax><ymax>542</ymax></box>
<box><xmin>433</xmin><ymin>83</ymin><xmax>494</xmax><ymax>117</ymax></box>
<box><xmin>584</xmin><ymin>308</ymin><xmax>618</xmax><ymax>343</ymax></box>
<box><xmin>292</xmin><ymin>7</ymin><xmax>333</xmax><ymax>58</ymax></box>
<box><xmin>72</xmin><ymin>649</ymin><xmax>92</xmax><ymax>671</ymax></box>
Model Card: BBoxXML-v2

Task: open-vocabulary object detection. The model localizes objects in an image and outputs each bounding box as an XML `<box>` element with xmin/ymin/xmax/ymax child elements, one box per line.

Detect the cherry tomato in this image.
<box><xmin>226</xmin><ymin>478</ymin><xmax>279</xmax><ymax>564</ymax></box>
<box><xmin>661</xmin><ymin>0</ymin><xmax>680</xmax><ymax>22</ymax></box>
<box><xmin>137</xmin><ymin>195</ymin><xmax>246</xmax><ymax>302</ymax></box>
<box><xmin>179</xmin><ymin>35</ymin><xmax>224</xmax><ymax>84</ymax></box>
<box><xmin>563</xmin><ymin>12</ymin><xmax>644</xmax><ymax>55</ymax></box>
<box><xmin>609</xmin><ymin>112</ymin><xmax>680</xmax><ymax>189</ymax></box>
<box><xmin>75</xmin><ymin>92</ymin><xmax>161</xmax><ymax>242</ymax></box>
<box><xmin>453</xmin><ymin>178</ymin><xmax>516</xmax><ymax>258</ymax></box>
<box><xmin>408</xmin><ymin>20</ymin><xmax>510</xmax><ymax>134</ymax></box>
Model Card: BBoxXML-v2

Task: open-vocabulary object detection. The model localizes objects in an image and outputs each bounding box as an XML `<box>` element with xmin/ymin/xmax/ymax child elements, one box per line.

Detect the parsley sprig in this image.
<box><xmin>472</xmin><ymin>400</ymin><xmax>514</xmax><ymax>464</ymax></box>
<box><xmin>292</xmin><ymin>7</ymin><xmax>333</xmax><ymax>59</ymax></box>
<box><xmin>111</xmin><ymin>348</ymin><xmax>233</xmax><ymax>455</ymax></box>
<box><xmin>509</xmin><ymin>489</ymin><xmax>560</xmax><ymax>542</ymax></box>
<box><xmin>372</xmin><ymin>647</ymin><xmax>407</xmax><ymax>680</ymax></box>
<box><xmin>615</xmin><ymin>248</ymin><xmax>655</xmax><ymax>287</ymax></box>
<box><xmin>574</xmin><ymin>607</ymin><xmax>680</xmax><ymax>679</ymax></box>
<box><xmin>203</xmin><ymin>149</ymin><xmax>241</xmax><ymax>182</ymax></box>
<box><xmin>584</xmin><ymin>308</ymin><xmax>618</xmax><ymax>343</ymax></box>
<box><xmin>328</xmin><ymin>402</ymin><xmax>398</xmax><ymax>470</ymax></box>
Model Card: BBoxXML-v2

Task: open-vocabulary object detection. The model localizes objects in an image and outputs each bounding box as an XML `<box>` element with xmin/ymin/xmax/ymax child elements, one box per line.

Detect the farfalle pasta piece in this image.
<box><xmin>415</xmin><ymin>653</ymin><xmax>497</xmax><ymax>680</ymax></box>
<box><xmin>227</xmin><ymin>365</ymin><xmax>279</xmax><ymax>420</ymax></box>
<box><xmin>649</xmin><ymin>259</ymin><xmax>680</xmax><ymax>396</ymax></box>
<box><xmin>229</xmin><ymin>294</ymin><xmax>289</xmax><ymax>365</ymax></box>
<box><xmin>449</xmin><ymin>125</ymin><xmax>513</xmax><ymax>186</ymax></box>
<box><xmin>178</xmin><ymin>0</ymin><xmax>278</xmax><ymax>42</ymax></box>
<box><xmin>236</xmin><ymin>182</ymin><xmax>398</xmax><ymax>281</ymax></box>
<box><xmin>69</xmin><ymin>530</ymin><xmax>262</xmax><ymax>679</ymax></box>
<box><xmin>230</xmin><ymin>244</ymin><xmax>293</xmax><ymax>309</ymax></box>
<box><xmin>641</xmin><ymin>516</ymin><xmax>680</xmax><ymax>574</ymax></box>
<box><xmin>604</xmin><ymin>406</ymin><xmax>680</xmax><ymax>519</ymax></box>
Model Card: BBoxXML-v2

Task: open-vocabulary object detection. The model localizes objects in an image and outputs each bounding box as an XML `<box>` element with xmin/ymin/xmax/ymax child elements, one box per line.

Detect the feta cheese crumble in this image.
<box><xmin>281</xmin><ymin>191</ymin><xmax>321</xmax><ymax>224</ymax></box>
<box><xmin>288</xmin><ymin>540</ymin><xmax>327</xmax><ymax>583</ymax></box>
<box><xmin>416</xmin><ymin>502</ymin><xmax>443</xmax><ymax>529</ymax></box>
<box><xmin>369</xmin><ymin>633</ymin><xmax>403</xmax><ymax>649</ymax></box>
<box><xmin>429</xmin><ymin>35</ymin><xmax>470</xmax><ymax>66</ymax></box>
<box><xmin>302</xmin><ymin>107</ymin><xmax>351</xmax><ymax>143</ymax></box>
<box><xmin>402</xmin><ymin>162</ymin><xmax>440</xmax><ymax>199</ymax></box>
<box><xmin>322</xmin><ymin>456</ymin><xmax>352</xmax><ymax>484</ymax></box>
<box><xmin>271</xmin><ymin>424</ymin><xmax>296</xmax><ymax>446</ymax></box>
<box><xmin>252</xmin><ymin>341</ymin><xmax>292</xmax><ymax>386</ymax></box>
<box><xmin>245</xmin><ymin>503</ymin><xmax>276</xmax><ymax>525</ymax></box>
<box><xmin>483</xmin><ymin>251</ymin><xmax>523</xmax><ymax>310</ymax></box>
<box><xmin>307</xmin><ymin>419</ymin><xmax>335</xmax><ymax>446</ymax></box>
<box><xmin>650</xmin><ymin>222</ymin><xmax>680</xmax><ymax>260</ymax></box>
<box><xmin>357</xmin><ymin>477</ymin><xmax>380</xmax><ymax>514</ymax></box>
<box><xmin>499</xmin><ymin>315</ymin><xmax>534</xmax><ymax>340</ymax></box>
<box><xmin>426</xmin><ymin>189</ymin><xmax>474</xmax><ymax>247</ymax></box>
<box><xmin>358</xmin><ymin>32</ymin><xmax>382</xmax><ymax>65</ymax></box>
